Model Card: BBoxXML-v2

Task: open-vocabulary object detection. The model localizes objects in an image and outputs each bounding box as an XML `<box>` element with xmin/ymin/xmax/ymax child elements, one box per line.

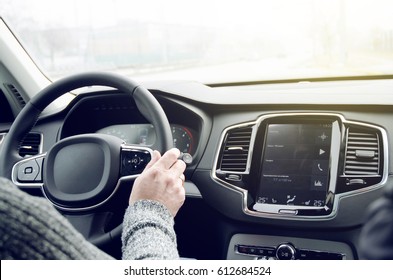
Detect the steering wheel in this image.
<box><xmin>0</xmin><ymin>72</ymin><xmax>173</xmax><ymax>248</ymax></box>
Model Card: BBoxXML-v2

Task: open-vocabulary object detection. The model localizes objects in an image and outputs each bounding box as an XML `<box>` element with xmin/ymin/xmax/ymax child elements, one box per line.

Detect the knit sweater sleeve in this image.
<box><xmin>0</xmin><ymin>177</ymin><xmax>113</xmax><ymax>260</ymax></box>
<box><xmin>121</xmin><ymin>200</ymin><xmax>179</xmax><ymax>260</ymax></box>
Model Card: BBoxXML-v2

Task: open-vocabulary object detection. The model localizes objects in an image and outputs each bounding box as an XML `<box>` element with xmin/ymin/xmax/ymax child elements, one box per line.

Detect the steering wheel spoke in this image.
<box><xmin>12</xmin><ymin>153</ymin><xmax>46</xmax><ymax>188</ymax></box>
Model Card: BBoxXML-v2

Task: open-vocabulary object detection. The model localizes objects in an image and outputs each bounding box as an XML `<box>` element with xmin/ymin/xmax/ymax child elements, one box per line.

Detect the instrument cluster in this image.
<box><xmin>96</xmin><ymin>123</ymin><xmax>195</xmax><ymax>154</ymax></box>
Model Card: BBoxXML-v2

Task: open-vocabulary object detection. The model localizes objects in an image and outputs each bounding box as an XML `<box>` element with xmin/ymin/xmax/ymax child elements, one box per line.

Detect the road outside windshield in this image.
<box><xmin>2</xmin><ymin>0</ymin><xmax>393</xmax><ymax>84</ymax></box>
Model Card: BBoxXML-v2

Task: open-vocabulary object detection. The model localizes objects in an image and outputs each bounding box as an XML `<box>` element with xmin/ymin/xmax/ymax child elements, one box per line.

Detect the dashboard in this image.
<box><xmin>1</xmin><ymin>78</ymin><xmax>393</xmax><ymax>260</ymax></box>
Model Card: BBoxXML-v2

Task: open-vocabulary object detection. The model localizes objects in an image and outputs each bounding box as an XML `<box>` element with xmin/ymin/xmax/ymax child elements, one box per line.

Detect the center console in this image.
<box><xmin>213</xmin><ymin>113</ymin><xmax>388</xmax><ymax>259</ymax></box>
<box><xmin>227</xmin><ymin>234</ymin><xmax>352</xmax><ymax>260</ymax></box>
<box><xmin>214</xmin><ymin>113</ymin><xmax>386</xmax><ymax>220</ymax></box>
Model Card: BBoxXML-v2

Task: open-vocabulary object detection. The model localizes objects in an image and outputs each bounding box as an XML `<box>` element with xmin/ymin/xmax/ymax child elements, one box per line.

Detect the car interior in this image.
<box><xmin>1</xmin><ymin>0</ymin><xmax>393</xmax><ymax>260</ymax></box>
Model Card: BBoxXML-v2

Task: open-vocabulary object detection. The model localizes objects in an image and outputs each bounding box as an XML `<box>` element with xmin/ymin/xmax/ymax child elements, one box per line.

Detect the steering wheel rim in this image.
<box><xmin>0</xmin><ymin>72</ymin><xmax>173</xmax><ymax>248</ymax></box>
<box><xmin>0</xmin><ymin>72</ymin><xmax>173</xmax><ymax>178</ymax></box>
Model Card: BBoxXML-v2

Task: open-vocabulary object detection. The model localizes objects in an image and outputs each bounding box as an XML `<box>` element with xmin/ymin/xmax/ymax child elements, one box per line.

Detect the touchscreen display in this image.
<box><xmin>255</xmin><ymin>123</ymin><xmax>332</xmax><ymax>208</ymax></box>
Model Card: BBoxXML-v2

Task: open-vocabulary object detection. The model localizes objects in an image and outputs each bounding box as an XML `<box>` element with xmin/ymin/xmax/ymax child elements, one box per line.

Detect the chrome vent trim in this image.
<box><xmin>219</xmin><ymin>127</ymin><xmax>253</xmax><ymax>172</ymax></box>
<box><xmin>19</xmin><ymin>133</ymin><xmax>43</xmax><ymax>157</ymax></box>
<box><xmin>344</xmin><ymin>127</ymin><xmax>380</xmax><ymax>176</ymax></box>
<box><xmin>4</xmin><ymin>83</ymin><xmax>26</xmax><ymax>108</ymax></box>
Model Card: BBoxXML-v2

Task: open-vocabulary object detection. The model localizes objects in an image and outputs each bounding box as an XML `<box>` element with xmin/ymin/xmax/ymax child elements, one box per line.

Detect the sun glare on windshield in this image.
<box><xmin>2</xmin><ymin>0</ymin><xmax>393</xmax><ymax>84</ymax></box>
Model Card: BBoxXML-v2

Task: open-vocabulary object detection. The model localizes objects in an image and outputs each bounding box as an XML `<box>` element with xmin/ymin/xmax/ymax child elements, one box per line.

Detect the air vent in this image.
<box><xmin>19</xmin><ymin>133</ymin><xmax>42</xmax><ymax>157</ymax></box>
<box><xmin>219</xmin><ymin>127</ymin><xmax>252</xmax><ymax>172</ymax></box>
<box><xmin>4</xmin><ymin>83</ymin><xmax>26</xmax><ymax>108</ymax></box>
<box><xmin>344</xmin><ymin>128</ymin><xmax>380</xmax><ymax>176</ymax></box>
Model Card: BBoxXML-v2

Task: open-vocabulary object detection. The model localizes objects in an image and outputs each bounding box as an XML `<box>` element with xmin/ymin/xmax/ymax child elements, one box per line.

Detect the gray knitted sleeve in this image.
<box><xmin>0</xmin><ymin>177</ymin><xmax>113</xmax><ymax>260</ymax></box>
<box><xmin>121</xmin><ymin>200</ymin><xmax>179</xmax><ymax>260</ymax></box>
<box><xmin>1</xmin><ymin>177</ymin><xmax>179</xmax><ymax>260</ymax></box>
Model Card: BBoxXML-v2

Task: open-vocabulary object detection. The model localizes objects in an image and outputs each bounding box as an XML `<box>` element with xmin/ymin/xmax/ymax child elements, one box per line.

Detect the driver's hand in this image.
<box><xmin>129</xmin><ymin>148</ymin><xmax>186</xmax><ymax>217</ymax></box>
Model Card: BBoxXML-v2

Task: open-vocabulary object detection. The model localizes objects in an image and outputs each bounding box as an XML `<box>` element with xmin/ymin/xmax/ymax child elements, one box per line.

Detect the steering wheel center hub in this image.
<box><xmin>43</xmin><ymin>134</ymin><xmax>123</xmax><ymax>209</ymax></box>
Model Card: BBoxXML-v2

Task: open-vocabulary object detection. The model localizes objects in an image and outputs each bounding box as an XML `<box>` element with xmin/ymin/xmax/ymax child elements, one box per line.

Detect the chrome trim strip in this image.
<box><xmin>212</xmin><ymin>112</ymin><xmax>389</xmax><ymax>221</ymax></box>
<box><xmin>34</xmin><ymin>132</ymin><xmax>44</xmax><ymax>155</ymax></box>
<box><xmin>0</xmin><ymin>132</ymin><xmax>6</xmax><ymax>145</ymax></box>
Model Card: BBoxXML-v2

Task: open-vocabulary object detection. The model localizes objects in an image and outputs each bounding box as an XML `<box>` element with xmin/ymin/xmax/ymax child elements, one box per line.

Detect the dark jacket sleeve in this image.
<box><xmin>358</xmin><ymin>185</ymin><xmax>393</xmax><ymax>260</ymax></box>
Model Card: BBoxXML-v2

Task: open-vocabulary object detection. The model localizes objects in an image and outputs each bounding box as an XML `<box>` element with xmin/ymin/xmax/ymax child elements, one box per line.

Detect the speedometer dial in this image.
<box><xmin>172</xmin><ymin>125</ymin><xmax>193</xmax><ymax>154</ymax></box>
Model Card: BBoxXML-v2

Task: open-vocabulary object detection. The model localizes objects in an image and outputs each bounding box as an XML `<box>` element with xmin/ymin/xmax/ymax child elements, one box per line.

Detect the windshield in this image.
<box><xmin>2</xmin><ymin>0</ymin><xmax>393</xmax><ymax>84</ymax></box>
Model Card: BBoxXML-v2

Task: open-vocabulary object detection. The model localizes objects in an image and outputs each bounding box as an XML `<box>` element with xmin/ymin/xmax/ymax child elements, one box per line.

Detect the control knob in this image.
<box><xmin>276</xmin><ymin>243</ymin><xmax>296</xmax><ymax>260</ymax></box>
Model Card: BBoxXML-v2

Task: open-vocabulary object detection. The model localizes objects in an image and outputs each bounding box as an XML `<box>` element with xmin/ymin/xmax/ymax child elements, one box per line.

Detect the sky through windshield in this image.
<box><xmin>2</xmin><ymin>0</ymin><xmax>393</xmax><ymax>83</ymax></box>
